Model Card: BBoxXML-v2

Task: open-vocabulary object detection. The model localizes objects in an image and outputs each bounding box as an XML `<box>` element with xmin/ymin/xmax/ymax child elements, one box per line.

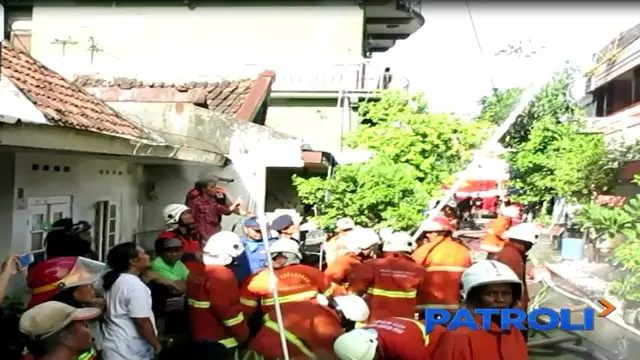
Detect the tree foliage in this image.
<box><xmin>293</xmin><ymin>91</ymin><xmax>491</xmax><ymax>231</ymax></box>
<box><xmin>475</xmin><ymin>87</ymin><xmax>523</xmax><ymax>126</ymax></box>
<box><xmin>479</xmin><ymin>68</ymin><xmax>615</xmax><ymax>205</ymax></box>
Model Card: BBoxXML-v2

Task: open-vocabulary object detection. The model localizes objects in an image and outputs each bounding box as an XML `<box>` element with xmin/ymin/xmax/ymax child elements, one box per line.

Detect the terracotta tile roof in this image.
<box><xmin>0</xmin><ymin>42</ymin><xmax>149</xmax><ymax>139</ymax></box>
<box><xmin>72</xmin><ymin>71</ymin><xmax>276</xmax><ymax>122</ymax></box>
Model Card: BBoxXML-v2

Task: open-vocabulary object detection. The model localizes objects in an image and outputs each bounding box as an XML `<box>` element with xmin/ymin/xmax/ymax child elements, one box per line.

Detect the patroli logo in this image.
<box><xmin>424</xmin><ymin>300</ymin><xmax>616</xmax><ymax>333</ymax></box>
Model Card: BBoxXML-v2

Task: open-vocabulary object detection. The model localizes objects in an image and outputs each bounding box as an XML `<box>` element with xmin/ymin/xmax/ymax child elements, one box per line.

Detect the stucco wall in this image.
<box><xmin>138</xmin><ymin>163</ymin><xmax>254</xmax><ymax>249</ymax></box>
<box><xmin>9</xmin><ymin>152</ymin><xmax>141</xmax><ymax>254</ymax></box>
<box><xmin>266</xmin><ymin>98</ymin><xmax>359</xmax><ymax>153</ymax></box>
<box><xmin>30</xmin><ymin>5</ymin><xmax>364</xmax><ymax>81</ymax></box>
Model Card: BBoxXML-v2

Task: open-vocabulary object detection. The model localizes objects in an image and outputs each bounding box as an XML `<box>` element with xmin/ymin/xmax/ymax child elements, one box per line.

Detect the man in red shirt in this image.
<box><xmin>187</xmin><ymin>177</ymin><xmax>244</xmax><ymax>239</ymax></box>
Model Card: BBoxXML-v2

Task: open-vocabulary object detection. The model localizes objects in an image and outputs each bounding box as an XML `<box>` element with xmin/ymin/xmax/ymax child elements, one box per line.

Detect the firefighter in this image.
<box><xmin>490</xmin><ymin>222</ymin><xmax>540</xmax><ymax>341</ymax></box>
<box><xmin>479</xmin><ymin>204</ymin><xmax>519</xmax><ymax>254</ymax></box>
<box><xmin>431</xmin><ymin>260</ymin><xmax>528</xmax><ymax>360</ymax></box>
<box><xmin>349</xmin><ymin>231</ymin><xmax>429</xmax><ymax>321</ymax></box>
<box><xmin>412</xmin><ymin>215</ymin><xmax>472</xmax><ymax>311</ymax></box>
<box><xmin>158</xmin><ymin>204</ymin><xmax>202</xmax><ymax>274</ymax></box>
<box><xmin>324</xmin><ymin>218</ymin><xmax>355</xmax><ymax>265</ymax></box>
<box><xmin>25</xmin><ymin>256</ymin><xmax>106</xmax><ymax>360</ymax></box>
<box><xmin>333</xmin><ymin>317</ymin><xmax>430</xmax><ymax>360</ymax></box>
<box><xmin>245</xmin><ymin>295</ymin><xmax>370</xmax><ymax>360</ymax></box>
<box><xmin>186</xmin><ymin>231</ymin><xmax>250</xmax><ymax>359</ymax></box>
<box><xmin>240</xmin><ymin>238</ymin><xmax>341</xmax><ymax>317</ymax></box>
<box><xmin>324</xmin><ymin>228</ymin><xmax>380</xmax><ymax>286</ymax></box>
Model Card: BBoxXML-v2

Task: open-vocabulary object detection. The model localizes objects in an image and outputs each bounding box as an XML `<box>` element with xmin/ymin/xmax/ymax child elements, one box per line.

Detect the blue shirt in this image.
<box><xmin>231</xmin><ymin>236</ymin><xmax>277</xmax><ymax>285</ymax></box>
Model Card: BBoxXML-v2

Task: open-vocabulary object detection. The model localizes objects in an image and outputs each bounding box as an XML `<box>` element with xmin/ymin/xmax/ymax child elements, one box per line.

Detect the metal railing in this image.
<box><xmin>243</xmin><ymin>61</ymin><xmax>410</xmax><ymax>93</ymax></box>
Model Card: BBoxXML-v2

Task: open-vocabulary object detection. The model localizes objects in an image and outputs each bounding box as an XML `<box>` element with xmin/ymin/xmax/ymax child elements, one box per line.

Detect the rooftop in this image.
<box><xmin>72</xmin><ymin>71</ymin><xmax>275</xmax><ymax>122</ymax></box>
<box><xmin>0</xmin><ymin>42</ymin><xmax>151</xmax><ymax>139</ymax></box>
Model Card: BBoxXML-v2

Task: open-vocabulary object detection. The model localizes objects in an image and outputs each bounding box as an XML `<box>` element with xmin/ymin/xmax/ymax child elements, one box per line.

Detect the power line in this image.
<box><xmin>464</xmin><ymin>0</ymin><xmax>497</xmax><ymax>90</ymax></box>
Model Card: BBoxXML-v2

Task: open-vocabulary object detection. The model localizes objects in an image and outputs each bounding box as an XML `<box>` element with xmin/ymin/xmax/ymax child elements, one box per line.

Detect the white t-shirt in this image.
<box><xmin>101</xmin><ymin>273</ymin><xmax>157</xmax><ymax>360</ymax></box>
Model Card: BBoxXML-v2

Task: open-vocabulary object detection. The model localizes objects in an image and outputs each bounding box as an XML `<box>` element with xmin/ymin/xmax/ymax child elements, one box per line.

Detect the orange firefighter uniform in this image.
<box><xmin>348</xmin><ymin>252</ymin><xmax>429</xmax><ymax>320</ymax></box>
<box><xmin>324</xmin><ymin>253</ymin><xmax>365</xmax><ymax>287</ymax></box>
<box><xmin>363</xmin><ymin>317</ymin><xmax>431</xmax><ymax>360</ymax></box>
<box><xmin>425</xmin><ymin>325</ymin><xmax>446</xmax><ymax>358</ymax></box>
<box><xmin>412</xmin><ymin>236</ymin><xmax>472</xmax><ymax>310</ymax></box>
<box><xmin>246</xmin><ymin>301</ymin><xmax>344</xmax><ymax>360</ymax></box>
<box><xmin>431</xmin><ymin>314</ymin><xmax>528</xmax><ymax>360</ymax></box>
<box><xmin>240</xmin><ymin>263</ymin><xmax>341</xmax><ymax>316</ymax></box>
<box><xmin>186</xmin><ymin>264</ymin><xmax>250</xmax><ymax>349</ymax></box>
<box><xmin>480</xmin><ymin>215</ymin><xmax>512</xmax><ymax>254</ymax></box>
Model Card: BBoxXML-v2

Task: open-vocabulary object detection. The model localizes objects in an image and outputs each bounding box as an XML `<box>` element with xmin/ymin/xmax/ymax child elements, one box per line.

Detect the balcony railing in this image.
<box><xmin>241</xmin><ymin>62</ymin><xmax>410</xmax><ymax>93</ymax></box>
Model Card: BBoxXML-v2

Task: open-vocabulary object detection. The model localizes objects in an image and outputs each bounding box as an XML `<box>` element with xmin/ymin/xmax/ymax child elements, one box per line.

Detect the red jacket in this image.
<box><xmin>248</xmin><ymin>302</ymin><xmax>344</xmax><ymax>360</ymax></box>
<box><xmin>431</xmin><ymin>314</ymin><xmax>528</xmax><ymax>360</ymax></box>
<box><xmin>240</xmin><ymin>263</ymin><xmax>342</xmax><ymax>317</ymax></box>
<box><xmin>349</xmin><ymin>252</ymin><xmax>429</xmax><ymax>321</ymax></box>
<box><xmin>186</xmin><ymin>265</ymin><xmax>249</xmax><ymax>347</ymax></box>
<box><xmin>363</xmin><ymin>318</ymin><xmax>430</xmax><ymax>360</ymax></box>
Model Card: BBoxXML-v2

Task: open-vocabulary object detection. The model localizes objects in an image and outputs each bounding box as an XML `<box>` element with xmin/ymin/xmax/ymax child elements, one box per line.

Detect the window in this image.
<box><xmin>94</xmin><ymin>201</ymin><xmax>119</xmax><ymax>261</ymax></box>
<box><xmin>26</xmin><ymin>197</ymin><xmax>72</xmax><ymax>261</ymax></box>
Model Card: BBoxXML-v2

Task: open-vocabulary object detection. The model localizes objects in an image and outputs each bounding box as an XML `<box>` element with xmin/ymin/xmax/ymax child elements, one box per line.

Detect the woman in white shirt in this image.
<box><xmin>101</xmin><ymin>242</ymin><xmax>161</xmax><ymax>360</ymax></box>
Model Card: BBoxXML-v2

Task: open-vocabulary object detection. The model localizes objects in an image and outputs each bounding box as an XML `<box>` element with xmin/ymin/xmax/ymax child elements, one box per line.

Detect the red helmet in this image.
<box><xmin>27</xmin><ymin>256</ymin><xmax>103</xmax><ymax>308</ymax></box>
<box><xmin>421</xmin><ymin>215</ymin><xmax>455</xmax><ymax>232</ymax></box>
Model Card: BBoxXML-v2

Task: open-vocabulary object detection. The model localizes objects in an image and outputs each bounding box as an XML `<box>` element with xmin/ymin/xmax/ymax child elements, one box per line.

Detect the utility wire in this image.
<box><xmin>464</xmin><ymin>0</ymin><xmax>497</xmax><ymax>90</ymax></box>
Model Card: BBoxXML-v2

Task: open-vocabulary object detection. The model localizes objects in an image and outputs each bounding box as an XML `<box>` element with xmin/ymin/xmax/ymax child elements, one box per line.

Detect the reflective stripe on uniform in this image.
<box><xmin>420</xmin><ymin>304</ymin><xmax>458</xmax><ymax>309</ymax></box>
<box><xmin>367</xmin><ymin>287</ymin><xmax>417</xmax><ymax>298</ymax></box>
<box><xmin>187</xmin><ymin>299</ymin><xmax>210</xmax><ymax>308</ymax></box>
<box><xmin>394</xmin><ymin>317</ymin><xmax>430</xmax><ymax>345</ymax></box>
<box><xmin>261</xmin><ymin>290</ymin><xmax>318</xmax><ymax>306</ymax></box>
<box><xmin>324</xmin><ymin>283</ymin><xmax>337</xmax><ymax>296</ymax></box>
<box><xmin>223</xmin><ymin>312</ymin><xmax>245</xmax><ymax>327</ymax></box>
<box><xmin>219</xmin><ymin>337</ymin><xmax>239</xmax><ymax>348</ymax></box>
<box><xmin>425</xmin><ymin>265</ymin><xmax>466</xmax><ymax>272</ymax></box>
<box><xmin>77</xmin><ymin>348</ymin><xmax>97</xmax><ymax>360</ymax></box>
<box><xmin>240</xmin><ymin>298</ymin><xmax>258</xmax><ymax>307</ymax></box>
<box><xmin>263</xmin><ymin>314</ymin><xmax>317</xmax><ymax>359</ymax></box>
<box><xmin>188</xmin><ymin>299</ymin><xmax>245</xmax><ymax>328</ymax></box>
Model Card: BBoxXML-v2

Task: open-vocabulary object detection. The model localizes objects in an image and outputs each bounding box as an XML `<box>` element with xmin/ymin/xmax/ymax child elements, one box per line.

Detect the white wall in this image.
<box><xmin>30</xmin><ymin>5</ymin><xmax>364</xmax><ymax>81</ymax></box>
<box><xmin>0</xmin><ymin>152</ymin><xmax>16</xmax><ymax>260</ymax></box>
<box><xmin>11</xmin><ymin>152</ymin><xmax>141</xmax><ymax>253</ymax></box>
<box><xmin>139</xmin><ymin>163</ymin><xmax>254</xmax><ymax>249</ymax></box>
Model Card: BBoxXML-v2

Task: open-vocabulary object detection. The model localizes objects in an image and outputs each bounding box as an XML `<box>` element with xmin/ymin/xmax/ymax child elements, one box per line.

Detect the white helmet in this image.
<box><xmin>461</xmin><ymin>260</ymin><xmax>522</xmax><ymax>300</ymax></box>
<box><xmin>501</xmin><ymin>205</ymin><xmax>520</xmax><ymax>218</ymax></box>
<box><xmin>202</xmin><ymin>231</ymin><xmax>245</xmax><ymax>266</ymax></box>
<box><xmin>268</xmin><ymin>238</ymin><xmax>302</xmax><ymax>260</ymax></box>
<box><xmin>333</xmin><ymin>328</ymin><xmax>378</xmax><ymax>360</ymax></box>
<box><xmin>336</xmin><ymin>218</ymin><xmax>355</xmax><ymax>231</ymax></box>
<box><xmin>344</xmin><ymin>228</ymin><xmax>380</xmax><ymax>253</ymax></box>
<box><xmin>332</xmin><ymin>295</ymin><xmax>370</xmax><ymax>322</ymax></box>
<box><xmin>382</xmin><ymin>231</ymin><xmax>415</xmax><ymax>253</ymax></box>
<box><xmin>378</xmin><ymin>227</ymin><xmax>394</xmax><ymax>241</ymax></box>
<box><xmin>162</xmin><ymin>204</ymin><xmax>189</xmax><ymax>226</ymax></box>
<box><xmin>503</xmin><ymin>223</ymin><xmax>540</xmax><ymax>245</ymax></box>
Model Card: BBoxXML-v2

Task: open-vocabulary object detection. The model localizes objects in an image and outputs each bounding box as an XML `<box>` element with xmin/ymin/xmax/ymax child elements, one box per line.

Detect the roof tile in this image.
<box><xmin>0</xmin><ymin>42</ymin><xmax>148</xmax><ymax>139</ymax></box>
<box><xmin>73</xmin><ymin>75</ymin><xmax>258</xmax><ymax>116</ymax></box>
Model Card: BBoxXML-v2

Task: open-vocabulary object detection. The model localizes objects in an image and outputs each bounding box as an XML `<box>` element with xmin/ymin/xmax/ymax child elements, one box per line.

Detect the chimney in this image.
<box><xmin>10</xmin><ymin>20</ymin><xmax>32</xmax><ymax>53</ymax></box>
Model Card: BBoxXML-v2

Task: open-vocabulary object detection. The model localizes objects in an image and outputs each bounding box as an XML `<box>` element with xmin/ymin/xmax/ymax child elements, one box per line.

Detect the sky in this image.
<box><xmin>380</xmin><ymin>2</ymin><xmax>640</xmax><ymax>115</ymax></box>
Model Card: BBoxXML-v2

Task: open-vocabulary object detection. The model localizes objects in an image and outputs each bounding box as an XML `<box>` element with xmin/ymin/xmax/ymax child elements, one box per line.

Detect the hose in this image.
<box><xmin>539</xmin><ymin>267</ymin><xmax>640</xmax><ymax>339</ymax></box>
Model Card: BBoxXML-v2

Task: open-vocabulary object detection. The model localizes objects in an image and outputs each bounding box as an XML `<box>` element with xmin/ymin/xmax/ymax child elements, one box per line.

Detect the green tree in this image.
<box><xmin>475</xmin><ymin>87</ymin><xmax>523</xmax><ymax>126</ymax></box>
<box><xmin>293</xmin><ymin>91</ymin><xmax>491</xmax><ymax>231</ymax></box>
<box><xmin>478</xmin><ymin>68</ymin><xmax>615</xmax><ymax>205</ymax></box>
